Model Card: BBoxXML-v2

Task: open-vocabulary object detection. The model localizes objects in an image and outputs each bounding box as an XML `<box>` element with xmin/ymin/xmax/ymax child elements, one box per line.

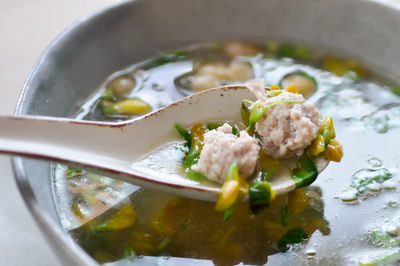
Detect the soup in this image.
<box><xmin>53</xmin><ymin>41</ymin><xmax>400</xmax><ymax>265</ymax></box>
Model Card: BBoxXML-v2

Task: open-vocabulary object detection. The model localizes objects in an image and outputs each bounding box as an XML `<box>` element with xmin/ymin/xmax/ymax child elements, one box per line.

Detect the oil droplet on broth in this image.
<box><xmin>305</xmin><ymin>248</ymin><xmax>317</xmax><ymax>256</ymax></box>
<box><xmin>367</xmin><ymin>156</ymin><xmax>382</xmax><ymax>168</ymax></box>
<box><xmin>339</xmin><ymin>189</ymin><xmax>358</xmax><ymax>202</ymax></box>
<box><xmin>383</xmin><ymin>179</ymin><xmax>397</xmax><ymax>190</ymax></box>
<box><xmin>367</xmin><ymin>182</ymin><xmax>382</xmax><ymax>192</ymax></box>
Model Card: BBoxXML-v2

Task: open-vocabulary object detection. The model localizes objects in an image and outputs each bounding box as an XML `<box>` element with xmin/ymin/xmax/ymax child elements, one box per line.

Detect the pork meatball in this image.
<box><xmin>254</xmin><ymin>91</ymin><xmax>321</xmax><ymax>158</ymax></box>
<box><xmin>192</xmin><ymin>123</ymin><xmax>260</xmax><ymax>184</ymax></box>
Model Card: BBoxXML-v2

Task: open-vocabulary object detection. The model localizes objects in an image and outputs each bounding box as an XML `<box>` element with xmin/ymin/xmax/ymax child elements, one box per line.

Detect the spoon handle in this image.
<box><xmin>0</xmin><ymin>115</ymin><xmax>221</xmax><ymax>201</ymax></box>
<box><xmin>0</xmin><ymin>115</ymin><xmax>129</xmax><ymax>168</ymax></box>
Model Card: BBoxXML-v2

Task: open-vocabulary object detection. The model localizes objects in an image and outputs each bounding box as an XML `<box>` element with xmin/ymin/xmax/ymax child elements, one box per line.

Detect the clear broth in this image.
<box><xmin>53</xmin><ymin>41</ymin><xmax>400</xmax><ymax>265</ymax></box>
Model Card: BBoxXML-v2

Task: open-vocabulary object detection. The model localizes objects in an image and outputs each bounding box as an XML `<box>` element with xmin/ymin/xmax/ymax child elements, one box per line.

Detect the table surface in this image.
<box><xmin>0</xmin><ymin>1</ymin><xmax>114</xmax><ymax>265</ymax></box>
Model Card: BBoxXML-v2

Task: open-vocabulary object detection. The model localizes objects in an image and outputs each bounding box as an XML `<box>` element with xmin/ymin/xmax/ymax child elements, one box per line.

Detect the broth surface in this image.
<box><xmin>53</xmin><ymin>41</ymin><xmax>400</xmax><ymax>265</ymax></box>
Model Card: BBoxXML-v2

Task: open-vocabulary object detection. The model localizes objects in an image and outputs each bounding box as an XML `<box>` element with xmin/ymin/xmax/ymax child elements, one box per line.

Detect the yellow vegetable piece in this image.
<box><xmin>71</xmin><ymin>201</ymin><xmax>85</xmax><ymax>218</ymax></box>
<box><xmin>215</xmin><ymin>179</ymin><xmax>240</xmax><ymax>211</ymax></box>
<box><xmin>325</xmin><ymin>139</ymin><xmax>343</xmax><ymax>162</ymax></box>
<box><xmin>320</xmin><ymin>116</ymin><xmax>336</xmax><ymax>144</ymax></box>
<box><xmin>345</xmin><ymin>59</ymin><xmax>369</xmax><ymax>77</ymax></box>
<box><xmin>288</xmin><ymin>189</ymin><xmax>309</xmax><ymax>215</ymax></box>
<box><xmin>238</xmin><ymin>176</ymin><xmax>250</xmax><ymax>195</ymax></box>
<box><xmin>111</xmin><ymin>98</ymin><xmax>151</xmax><ymax>115</ymax></box>
<box><xmin>94</xmin><ymin>205</ymin><xmax>136</xmax><ymax>232</ymax></box>
<box><xmin>323</xmin><ymin>56</ymin><xmax>350</xmax><ymax>76</ymax></box>
<box><xmin>309</xmin><ymin>135</ymin><xmax>326</xmax><ymax>156</ymax></box>
<box><xmin>284</xmin><ymin>85</ymin><xmax>299</xmax><ymax>94</ymax></box>
<box><xmin>259</xmin><ymin>150</ymin><xmax>281</xmax><ymax>169</ymax></box>
<box><xmin>270</xmin><ymin>188</ymin><xmax>277</xmax><ymax>202</ymax></box>
<box><xmin>191</xmin><ymin>123</ymin><xmax>206</xmax><ymax>144</ymax></box>
<box><xmin>267</xmin><ymin>41</ymin><xmax>280</xmax><ymax>54</ymax></box>
<box><xmin>189</xmin><ymin>123</ymin><xmax>207</xmax><ymax>156</ymax></box>
<box><xmin>129</xmin><ymin>232</ymin><xmax>158</xmax><ymax>256</ymax></box>
<box><xmin>152</xmin><ymin>211</ymin><xmax>176</xmax><ymax>236</ymax></box>
<box><xmin>264</xmin><ymin>220</ymin><xmax>288</xmax><ymax>241</ymax></box>
<box><xmin>323</xmin><ymin>56</ymin><xmax>369</xmax><ymax>77</ymax></box>
<box><xmin>270</xmin><ymin>84</ymin><xmax>281</xmax><ymax>91</ymax></box>
<box><xmin>259</xmin><ymin>151</ymin><xmax>282</xmax><ymax>179</ymax></box>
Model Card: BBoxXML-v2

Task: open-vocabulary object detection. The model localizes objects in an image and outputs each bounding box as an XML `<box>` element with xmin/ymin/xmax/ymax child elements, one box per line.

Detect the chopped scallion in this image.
<box><xmin>291</xmin><ymin>154</ymin><xmax>318</xmax><ymax>188</ymax></box>
<box><xmin>277</xmin><ymin>228</ymin><xmax>309</xmax><ymax>252</ymax></box>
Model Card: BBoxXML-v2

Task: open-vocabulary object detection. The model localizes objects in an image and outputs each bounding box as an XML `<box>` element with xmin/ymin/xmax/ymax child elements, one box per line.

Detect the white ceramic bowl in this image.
<box><xmin>13</xmin><ymin>0</ymin><xmax>400</xmax><ymax>265</ymax></box>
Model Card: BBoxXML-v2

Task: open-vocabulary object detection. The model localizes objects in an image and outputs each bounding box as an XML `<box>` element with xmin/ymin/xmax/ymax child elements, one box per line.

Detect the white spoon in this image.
<box><xmin>0</xmin><ymin>85</ymin><xmax>328</xmax><ymax>201</ymax></box>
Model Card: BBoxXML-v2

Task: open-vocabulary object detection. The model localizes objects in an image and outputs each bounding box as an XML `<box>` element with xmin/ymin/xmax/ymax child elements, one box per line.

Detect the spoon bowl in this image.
<box><xmin>1</xmin><ymin>85</ymin><xmax>328</xmax><ymax>201</ymax></box>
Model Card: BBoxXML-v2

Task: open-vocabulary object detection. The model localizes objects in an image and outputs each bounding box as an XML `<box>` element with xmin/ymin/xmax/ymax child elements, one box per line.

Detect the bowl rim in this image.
<box><xmin>11</xmin><ymin>0</ymin><xmax>400</xmax><ymax>265</ymax></box>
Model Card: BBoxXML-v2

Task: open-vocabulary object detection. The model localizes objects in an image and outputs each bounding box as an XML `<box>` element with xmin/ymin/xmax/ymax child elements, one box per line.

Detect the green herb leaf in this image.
<box><xmin>277</xmin><ymin>228</ymin><xmax>309</xmax><ymax>252</ymax></box>
<box><xmin>277</xmin><ymin>44</ymin><xmax>296</xmax><ymax>58</ymax></box>
<box><xmin>227</xmin><ymin>162</ymin><xmax>240</xmax><ymax>181</ymax></box>
<box><xmin>206</xmin><ymin>122</ymin><xmax>223</xmax><ymax>131</ymax></box>
<box><xmin>246</xmin><ymin>100</ymin><xmax>303</xmax><ymax>132</ymax></box>
<box><xmin>249</xmin><ymin>181</ymin><xmax>274</xmax><ymax>206</ymax></box>
<box><xmin>246</xmin><ymin>103</ymin><xmax>265</xmax><ymax>131</ymax></box>
<box><xmin>291</xmin><ymin>155</ymin><xmax>318</xmax><ymax>188</ymax></box>
<box><xmin>92</xmin><ymin>205</ymin><xmax>136</xmax><ymax>233</ymax></box>
<box><xmin>65</xmin><ymin>167</ymin><xmax>84</xmax><ymax>178</ymax></box>
<box><xmin>102</xmin><ymin>88</ymin><xmax>116</xmax><ymax>100</ymax></box>
<box><xmin>370</xmin><ymin>230</ymin><xmax>397</xmax><ymax>248</ymax></box>
<box><xmin>102</xmin><ymin>104</ymin><xmax>118</xmax><ymax>114</ymax></box>
<box><xmin>175</xmin><ymin>123</ymin><xmax>206</xmax><ymax>181</ymax></box>
<box><xmin>182</xmin><ymin>149</ymin><xmax>200</xmax><ymax>169</ymax></box>
<box><xmin>350</xmin><ymin>168</ymin><xmax>393</xmax><ymax>195</ymax></box>
<box><xmin>294</xmin><ymin>46</ymin><xmax>311</xmax><ymax>60</ymax></box>
<box><xmin>184</xmin><ymin>169</ymin><xmax>204</xmax><ymax>181</ymax></box>
<box><xmin>391</xmin><ymin>87</ymin><xmax>400</xmax><ymax>98</ymax></box>
<box><xmin>249</xmin><ymin>181</ymin><xmax>275</xmax><ymax>215</ymax></box>
<box><xmin>174</xmin><ymin>123</ymin><xmax>191</xmax><ymax>144</ymax></box>
<box><xmin>122</xmin><ymin>243</ymin><xmax>135</xmax><ymax>259</ymax></box>
<box><xmin>223</xmin><ymin>201</ymin><xmax>240</xmax><ymax>221</ymax></box>
<box><xmin>241</xmin><ymin>101</ymin><xmax>250</xmax><ymax>126</ymax></box>
<box><xmin>261</xmin><ymin>169</ymin><xmax>274</xmax><ymax>181</ymax></box>
<box><xmin>232</xmin><ymin>124</ymin><xmax>240</xmax><ymax>137</ymax></box>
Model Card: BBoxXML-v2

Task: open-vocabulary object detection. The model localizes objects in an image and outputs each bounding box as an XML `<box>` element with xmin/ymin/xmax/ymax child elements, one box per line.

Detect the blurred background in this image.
<box><xmin>0</xmin><ymin>1</ymin><xmax>113</xmax><ymax>265</ymax></box>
